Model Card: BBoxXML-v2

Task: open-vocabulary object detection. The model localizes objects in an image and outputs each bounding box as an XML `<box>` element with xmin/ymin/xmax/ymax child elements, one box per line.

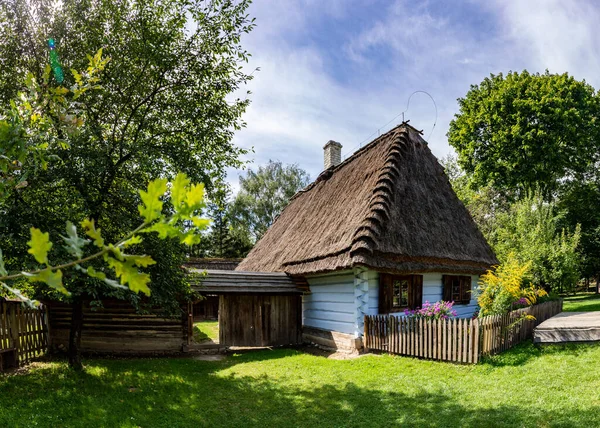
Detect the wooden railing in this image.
<box><xmin>0</xmin><ymin>301</ymin><xmax>49</xmax><ymax>369</ymax></box>
<box><xmin>364</xmin><ymin>300</ymin><xmax>563</xmax><ymax>363</ymax></box>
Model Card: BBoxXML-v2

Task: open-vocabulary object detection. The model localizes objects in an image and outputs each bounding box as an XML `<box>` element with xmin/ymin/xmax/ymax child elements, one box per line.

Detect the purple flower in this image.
<box><xmin>403</xmin><ymin>300</ymin><xmax>458</xmax><ymax>320</ymax></box>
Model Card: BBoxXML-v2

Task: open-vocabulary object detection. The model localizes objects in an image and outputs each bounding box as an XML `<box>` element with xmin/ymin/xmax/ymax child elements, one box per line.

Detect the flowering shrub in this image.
<box><xmin>404</xmin><ymin>301</ymin><xmax>458</xmax><ymax>320</ymax></box>
<box><xmin>512</xmin><ymin>297</ymin><xmax>530</xmax><ymax>309</ymax></box>
<box><xmin>478</xmin><ymin>253</ymin><xmax>550</xmax><ymax>316</ymax></box>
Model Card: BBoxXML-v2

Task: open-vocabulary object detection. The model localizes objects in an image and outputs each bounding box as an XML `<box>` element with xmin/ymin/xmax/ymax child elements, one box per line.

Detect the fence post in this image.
<box><xmin>473</xmin><ymin>318</ymin><xmax>479</xmax><ymax>364</ymax></box>
<box><xmin>8</xmin><ymin>304</ymin><xmax>19</xmax><ymax>365</ymax></box>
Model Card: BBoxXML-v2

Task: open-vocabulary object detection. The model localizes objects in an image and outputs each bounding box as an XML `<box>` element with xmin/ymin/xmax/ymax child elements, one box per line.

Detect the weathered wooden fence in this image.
<box><xmin>0</xmin><ymin>301</ymin><xmax>48</xmax><ymax>370</ymax></box>
<box><xmin>364</xmin><ymin>315</ymin><xmax>480</xmax><ymax>363</ymax></box>
<box><xmin>479</xmin><ymin>299</ymin><xmax>563</xmax><ymax>355</ymax></box>
<box><xmin>46</xmin><ymin>300</ymin><xmax>187</xmax><ymax>354</ymax></box>
<box><xmin>364</xmin><ymin>300</ymin><xmax>563</xmax><ymax>363</ymax></box>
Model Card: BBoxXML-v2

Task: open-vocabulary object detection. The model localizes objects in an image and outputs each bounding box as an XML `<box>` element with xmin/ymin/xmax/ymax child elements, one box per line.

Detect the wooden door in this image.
<box><xmin>219</xmin><ymin>294</ymin><xmax>301</xmax><ymax>347</ymax></box>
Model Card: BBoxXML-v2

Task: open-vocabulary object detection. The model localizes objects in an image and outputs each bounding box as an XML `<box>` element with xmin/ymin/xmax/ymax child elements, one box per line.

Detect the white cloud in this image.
<box><xmin>228</xmin><ymin>0</ymin><xmax>600</xmax><ymax>194</ymax></box>
<box><xmin>494</xmin><ymin>0</ymin><xmax>600</xmax><ymax>86</ymax></box>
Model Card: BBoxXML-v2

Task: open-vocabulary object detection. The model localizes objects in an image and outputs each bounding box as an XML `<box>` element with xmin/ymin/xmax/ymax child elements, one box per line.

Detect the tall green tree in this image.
<box><xmin>190</xmin><ymin>194</ymin><xmax>253</xmax><ymax>259</ymax></box>
<box><xmin>448</xmin><ymin>71</ymin><xmax>600</xmax><ymax>198</ymax></box>
<box><xmin>443</xmin><ymin>157</ymin><xmax>582</xmax><ymax>293</ymax></box>
<box><xmin>231</xmin><ymin>160</ymin><xmax>310</xmax><ymax>242</ymax></box>
<box><xmin>490</xmin><ymin>194</ymin><xmax>580</xmax><ymax>293</ymax></box>
<box><xmin>558</xmin><ymin>178</ymin><xmax>600</xmax><ymax>292</ymax></box>
<box><xmin>0</xmin><ymin>0</ymin><xmax>254</xmax><ymax>367</ymax></box>
<box><xmin>440</xmin><ymin>154</ymin><xmax>511</xmax><ymax>242</ymax></box>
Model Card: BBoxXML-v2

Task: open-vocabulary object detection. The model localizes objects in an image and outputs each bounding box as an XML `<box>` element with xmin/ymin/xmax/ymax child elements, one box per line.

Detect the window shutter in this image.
<box><xmin>442</xmin><ymin>275</ymin><xmax>452</xmax><ymax>301</ymax></box>
<box><xmin>411</xmin><ymin>275</ymin><xmax>423</xmax><ymax>309</ymax></box>
<box><xmin>379</xmin><ymin>273</ymin><xmax>393</xmax><ymax>313</ymax></box>
<box><xmin>460</xmin><ymin>276</ymin><xmax>472</xmax><ymax>304</ymax></box>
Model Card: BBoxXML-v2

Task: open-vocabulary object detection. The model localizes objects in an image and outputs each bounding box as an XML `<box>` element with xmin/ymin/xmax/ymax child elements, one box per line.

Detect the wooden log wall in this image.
<box><xmin>0</xmin><ymin>301</ymin><xmax>48</xmax><ymax>368</ymax></box>
<box><xmin>46</xmin><ymin>300</ymin><xmax>187</xmax><ymax>354</ymax></box>
<box><xmin>219</xmin><ymin>294</ymin><xmax>302</xmax><ymax>347</ymax></box>
<box><xmin>364</xmin><ymin>300</ymin><xmax>563</xmax><ymax>363</ymax></box>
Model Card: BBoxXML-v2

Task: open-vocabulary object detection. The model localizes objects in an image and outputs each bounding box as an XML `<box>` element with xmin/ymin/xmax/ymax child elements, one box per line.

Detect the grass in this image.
<box><xmin>1</xmin><ymin>342</ymin><xmax>600</xmax><ymax>427</ymax></box>
<box><xmin>193</xmin><ymin>320</ymin><xmax>219</xmax><ymax>343</ymax></box>
<box><xmin>563</xmin><ymin>293</ymin><xmax>600</xmax><ymax>312</ymax></box>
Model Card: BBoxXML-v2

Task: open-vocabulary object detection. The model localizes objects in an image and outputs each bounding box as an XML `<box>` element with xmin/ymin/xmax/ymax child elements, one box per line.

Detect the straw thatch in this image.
<box><xmin>236</xmin><ymin>123</ymin><xmax>498</xmax><ymax>275</ymax></box>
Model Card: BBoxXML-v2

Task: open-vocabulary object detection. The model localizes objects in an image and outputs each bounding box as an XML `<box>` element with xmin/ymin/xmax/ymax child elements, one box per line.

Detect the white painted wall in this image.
<box><xmin>303</xmin><ymin>271</ymin><xmax>355</xmax><ymax>335</ymax></box>
<box><xmin>303</xmin><ymin>270</ymin><xmax>480</xmax><ymax>337</ymax></box>
<box><xmin>420</xmin><ymin>273</ymin><xmax>479</xmax><ymax>318</ymax></box>
<box><xmin>366</xmin><ymin>270</ymin><xmax>379</xmax><ymax>316</ymax></box>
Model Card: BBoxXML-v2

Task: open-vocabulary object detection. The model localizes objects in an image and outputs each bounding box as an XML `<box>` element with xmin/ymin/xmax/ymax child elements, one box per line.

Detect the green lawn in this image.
<box><xmin>563</xmin><ymin>293</ymin><xmax>600</xmax><ymax>312</ymax></box>
<box><xmin>193</xmin><ymin>321</ymin><xmax>219</xmax><ymax>343</ymax></box>
<box><xmin>1</xmin><ymin>342</ymin><xmax>600</xmax><ymax>427</ymax></box>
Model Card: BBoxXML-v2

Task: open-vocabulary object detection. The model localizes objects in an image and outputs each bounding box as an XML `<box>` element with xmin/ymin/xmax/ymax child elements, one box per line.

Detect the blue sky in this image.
<box><xmin>228</xmin><ymin>0</ymin><xmax>600</xmax><ymax>191</ymax></box>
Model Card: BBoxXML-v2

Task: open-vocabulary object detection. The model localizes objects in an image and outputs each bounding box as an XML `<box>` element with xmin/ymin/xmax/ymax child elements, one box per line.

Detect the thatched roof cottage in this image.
<box><xmin>236</xmin><ymin>123</ymin><xmax>497</xmax><ymax>351</ymax></box>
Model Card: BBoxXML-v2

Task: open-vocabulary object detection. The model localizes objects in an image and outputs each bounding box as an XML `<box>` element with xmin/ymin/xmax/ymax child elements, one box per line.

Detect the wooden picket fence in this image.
<box><xmin>479</xmin><ymin>299</ymin><xmax>563</xmax><ymax>355</ymax></box>
<box><xmin>364</xmin><ymin>314</ymin><xmax>480</xmax><ymax>363</ymax></box>
<box><xmin>364</xmin><ymin>300</ymin><xmax>563</xmax><ymax>364</ymax></box>
<box><xmin>0</xmin><ymin>300</ymin><xmax>49</xmax><ymax>369</ymax></box>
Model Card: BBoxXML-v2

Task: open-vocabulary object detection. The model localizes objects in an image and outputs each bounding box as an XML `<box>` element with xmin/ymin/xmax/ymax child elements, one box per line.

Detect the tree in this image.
<box><xmin>558</xmin><ymin>178</ymin><xmax>600</xmax><ymax>292</ymax></box>
<box><xmin>0</xmin><ymin>58</ymin><xmax>211</xmax><ymax>369</ymax></box>
<box><xmin>440</xmin><ymin>154</ymin><xmax>511</xmax><ymax>242</ymax></box>
<box><xmin>447</xmin><ymin>71</ymin><xmax>600</xmax><ymax>198</ymax></box>
<box><xmin>230</xmin><ymin>160</ymin><xmax>310</xmax><ymax>242</ymax></box>
<box><xmin>491</xmin><ymin>194</ymin><xmax>581</xmax><ymax>293</ymax></box>
<box><xmin>442</xmin><ymin>157</ymin><xmax>582</xmax><ymax>293</ymax></box>
<box><xmin>189</xmin><ymin>193</ymin><xmax>253</xmax><ymax>259</ymax></box>
<box><xmin>0</xmin><ymin>0</ymin><xmax>254</xmax><ymax>368</ymax></box>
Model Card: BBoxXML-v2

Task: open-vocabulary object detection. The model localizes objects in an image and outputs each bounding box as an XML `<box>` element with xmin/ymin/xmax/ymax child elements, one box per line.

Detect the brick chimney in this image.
<box><xmin>323</xmin><ymin>140</ymin><xmax>342</xmax><ymax>169</ymax></box>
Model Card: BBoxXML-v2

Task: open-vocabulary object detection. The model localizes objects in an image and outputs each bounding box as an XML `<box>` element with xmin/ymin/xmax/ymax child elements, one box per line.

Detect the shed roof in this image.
<box><xmin>184</xmin><ymin>257</ymin><xmax>242</xmax><ymax>271</ymax></box>
<box><xmin>188</xmin><ymin>269</ymin><xmax>306</xmax><ymax>294</ymax></box>
<box><xmin>236</xmin><ymin>123</ymin><xmax>498</xmax><ymax>276</ymax></box>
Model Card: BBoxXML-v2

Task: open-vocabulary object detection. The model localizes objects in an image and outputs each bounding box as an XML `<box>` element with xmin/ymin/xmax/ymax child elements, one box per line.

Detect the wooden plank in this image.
<box><xmin>427</xmin><ymin>319</ymin><xmax>432</xmax><ymax>359</ymax></box>
<box><xmin>394</xmin><ymin>317</ymin><xmax>398</xmax><ymax>354</ymax></box>
<box><xmin>409</xmin><ymin>317</ymin><xmax>413</xmax><ymax>356</ymax></box>
<box><xmin>452</xmin><ymin>318</ymin><xmax>457</xmax><ymax>362</ymax></box>
<box><xmin>463</xmin><ymin>318</ymin><xmax>469</xmax><ymax>363</ymax></box>
<box><xmin>441</xmin><ymin>318</ymin><xmax>446</xmax><ymax>360</ymax></box>
<box><xmin>473</xmin><ymin>318</ymin><xmax>479</xmax><ymax>364</ymax></box>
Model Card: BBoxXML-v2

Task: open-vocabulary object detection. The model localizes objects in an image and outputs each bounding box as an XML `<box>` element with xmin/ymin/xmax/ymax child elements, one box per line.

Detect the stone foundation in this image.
<box><xmin>302</xmin><ymin>326</ymin><xmax>362</xmax><ymax>352</ymax></box>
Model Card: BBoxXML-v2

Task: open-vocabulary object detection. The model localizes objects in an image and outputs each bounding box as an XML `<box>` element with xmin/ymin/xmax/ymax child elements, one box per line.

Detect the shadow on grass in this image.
<box><xmin>193</xmin><ymin>321</ymin><xmax>219</xmax><ymax>343</ymax></box>
<box><xmin>1</xmin><ymin>347</ymin><xmax>600</xmax><ymax>427</ymax></box>
<box><xmin>563</xmin><ymin>293</ymin><xmax>600</xmax><ymax>312</ymax></box>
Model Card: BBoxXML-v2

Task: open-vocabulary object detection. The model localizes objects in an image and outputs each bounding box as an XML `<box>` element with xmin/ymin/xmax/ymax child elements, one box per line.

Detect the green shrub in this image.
<box><xmin>477</xmin><ymin>254</ymin><xmax>549</xmax><ymax>316</ymax></box>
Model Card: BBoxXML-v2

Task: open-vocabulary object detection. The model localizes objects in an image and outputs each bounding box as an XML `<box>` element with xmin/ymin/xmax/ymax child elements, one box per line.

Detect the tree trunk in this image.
<box><xmin>68</xmin><ymin>297</ymin><xmax>84</xmax><ymax>371</ymax></box>
<box><xmin>596</xmin><ymin>276</ymin><xmax>600</xmax><ymax>294</ymax></box>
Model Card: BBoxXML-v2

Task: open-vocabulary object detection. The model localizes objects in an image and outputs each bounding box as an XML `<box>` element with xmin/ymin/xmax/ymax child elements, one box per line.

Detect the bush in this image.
<box><xmin>478</xmin><ymin>253</ymin><xmax>549</xmax><ymax>316</ymax></box>
<box><xmin>404</xmin><ymin>301</ymin><xmax>458</xmax><ymax>320</ymax></box>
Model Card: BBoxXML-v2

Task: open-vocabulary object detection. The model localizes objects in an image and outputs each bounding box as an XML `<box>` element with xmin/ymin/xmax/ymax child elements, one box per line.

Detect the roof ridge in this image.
<box><xmin>289</xmin><ymin>123</ymin><xmax>409</xmax><ymax>202</ymax></box>
<box><xmin>349</xmin><ymin>127</ymin><xmax>411</xmax><ymax>260</ymax></box>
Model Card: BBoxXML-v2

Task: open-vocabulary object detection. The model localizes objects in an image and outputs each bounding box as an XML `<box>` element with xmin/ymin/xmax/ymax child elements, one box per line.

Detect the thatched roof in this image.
<box><xmin>237</xmin><ymin>123</ymin><xmax>498</xmax><ymax>276</ymax></box>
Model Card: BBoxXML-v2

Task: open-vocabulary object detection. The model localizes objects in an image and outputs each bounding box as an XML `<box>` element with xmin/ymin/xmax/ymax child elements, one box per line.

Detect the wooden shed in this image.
<box><xmin>188</xmin><ymin>270</ymin><xmax>307</xmax><ymax>347</ymax></box>
<box><xmin>184</xmin><ymin>258</ymin><xmax>241</xmax><ymax>321</ymax></box>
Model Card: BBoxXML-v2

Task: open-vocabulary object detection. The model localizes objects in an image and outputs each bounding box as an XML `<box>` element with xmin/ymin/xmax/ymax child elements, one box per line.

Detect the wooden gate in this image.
<box><xmin>219</xmin><ymin>294</ymin><xmax>302</xmax><ymax>347</ymax></box>
<box><xmin>0</xmin><ymin>300</ymin><xmax>48</xmax><ymax>369</ymax></box>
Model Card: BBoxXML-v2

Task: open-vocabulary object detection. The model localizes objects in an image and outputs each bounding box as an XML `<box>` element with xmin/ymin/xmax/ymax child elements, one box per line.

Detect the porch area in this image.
<box><xmin>534</xmin><ymin>311</ymin><xmax>600</xmax><ymax>343</ymax></box>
